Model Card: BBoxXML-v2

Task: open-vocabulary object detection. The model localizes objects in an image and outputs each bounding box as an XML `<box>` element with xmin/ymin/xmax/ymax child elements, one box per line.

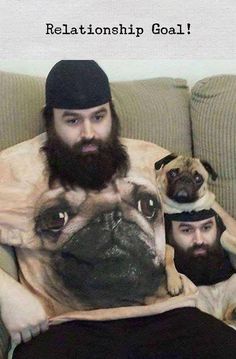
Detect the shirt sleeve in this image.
<box><xmin>0</xmin><ymin>154</ymin><xmax>42</xmax><ymax>248</ymax></box>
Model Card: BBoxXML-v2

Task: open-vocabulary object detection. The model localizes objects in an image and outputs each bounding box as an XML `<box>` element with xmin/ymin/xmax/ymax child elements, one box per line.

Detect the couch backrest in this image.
<box><xmin>0</xmin><ymin>71</ymin><xmax>192</xmax><ymax>155</ymax></box>
<box><xmin>0</xmin><ymin>70</ymin><xmax>235</xmax><ymax>217</ymax></box>
<box><xmin>191</xmin><ymin>75</ymin><xmax>236</xmax><ymax>217</ymax></box>
<box><xmin>111</xmin><ymin>78</ymin><xmax>191</xmax><ymax>154</ymax></box>
<box><xmin>0</xmin><ymin>71</ymin><xmax>45</xmax><ymax>150</ymax></box>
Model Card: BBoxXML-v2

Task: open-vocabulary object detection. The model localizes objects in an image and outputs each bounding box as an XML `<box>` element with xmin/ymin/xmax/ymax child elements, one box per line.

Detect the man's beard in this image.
<box><xmin>169</xmin><ymin>240</ymin><xmax>235</xmax><ymax>286</ymax></box>
<box><xmin>42</xmin><ymin>127</ymin><xmax>130</xmax><ymax>190</ymax></box>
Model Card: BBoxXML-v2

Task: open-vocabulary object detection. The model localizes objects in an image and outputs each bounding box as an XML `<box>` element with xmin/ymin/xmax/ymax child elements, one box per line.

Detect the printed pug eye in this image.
<box><xmin>36</xmin><ymin>209</ymin><xmax>70</xmax><ymax>235</ymax></box>
<box><xmin>46</xmin><ymin>211</ymin><xmax>69</xmax><ymax>232</ymax></box>
<box><xmin>137</xmin><ymin>193</ymin><xmax>158</xmax><ymax>220</ymax></box>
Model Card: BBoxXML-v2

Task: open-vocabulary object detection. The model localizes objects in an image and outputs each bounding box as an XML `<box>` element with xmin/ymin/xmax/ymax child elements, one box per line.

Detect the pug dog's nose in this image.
<box><xmin>174</xmin><ymin>189</ymin><xmax>189</xmax><ymax>203</ymax></box>
<box><xmin>176</xmin><ymin>189</ymin><xmax>188</xmax><ymax>198</ymax></box>
<box><xmin>101</xmin><ymin>210</ymin><xmax>122</xmax><ymax>230</ymax></box>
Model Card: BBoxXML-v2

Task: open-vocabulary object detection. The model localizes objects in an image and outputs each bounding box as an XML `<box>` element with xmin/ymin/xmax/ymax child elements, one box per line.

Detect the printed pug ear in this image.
<box><xmin>200</xmin><ymin>160</ymin><xmax>218</xmax><ymax>181</ymax></box>
<box><xmin>155</xmin><ymin>153</ymin><xmax>178</xmax><ymax>171</ymax></box>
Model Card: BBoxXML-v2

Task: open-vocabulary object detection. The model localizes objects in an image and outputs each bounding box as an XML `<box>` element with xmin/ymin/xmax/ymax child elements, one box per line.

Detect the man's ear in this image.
<box><xmin>155</xmin><ymin>153</ymin><xmax>178</xmax><ymax>170</ymax></box>
<box><xmin>200</xmin><ymin>160</ymin><xmax>218</xmax><ymax>181</ymax></box>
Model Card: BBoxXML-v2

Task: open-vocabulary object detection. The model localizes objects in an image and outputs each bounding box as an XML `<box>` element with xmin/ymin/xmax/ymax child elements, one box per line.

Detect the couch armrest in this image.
<box><xmin>0</xmin><ymin>245</ymin><xmax>18</xmax><ymax>359</ymax></box>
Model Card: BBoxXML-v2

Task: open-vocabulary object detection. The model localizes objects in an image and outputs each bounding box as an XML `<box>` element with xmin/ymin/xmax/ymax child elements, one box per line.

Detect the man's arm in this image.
<box><xmin>0</xmin><ymin>267</ymin><xmax>48</xmax><ymax>345</ymax></box>
<box><xmin>0</xmin><ymin>144</ymin><xmax>49</xmax><ymax>344</ymax></box>
<box><xmin>212</xmin><ymin>201</ymin><xmax>236</xmax><ymax>258</ymax></box>
<box><xmin>212</xmin><ymin>201</ymin><xmax>236</xmax><ymax>235</ymax></box>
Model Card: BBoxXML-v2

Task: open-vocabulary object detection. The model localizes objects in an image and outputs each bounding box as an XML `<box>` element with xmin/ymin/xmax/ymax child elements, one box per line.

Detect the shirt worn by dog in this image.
<box><xmin>0</xmin><ymin>134</ymin><xmax>197</xmax><ymax>325</ymax></box>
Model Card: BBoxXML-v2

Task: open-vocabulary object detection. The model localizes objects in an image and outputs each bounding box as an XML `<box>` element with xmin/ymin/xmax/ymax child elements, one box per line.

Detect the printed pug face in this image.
<box><xmin>33</xmin><ymin>177</ymin><xmax>166</xmax><ymax>310</ymax></box>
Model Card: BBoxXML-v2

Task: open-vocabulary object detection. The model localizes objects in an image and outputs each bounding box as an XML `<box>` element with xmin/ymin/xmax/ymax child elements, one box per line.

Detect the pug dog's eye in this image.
<box><xmin>194</xmin><ymin>172</ymin><xmax>203</xmax><ymax>185</ymax></box>
<box><xmin>167</xmin><ymin>168</ymin><xmax>179</xmax><ymax>178</ymax></box>
<box><xmin>137</xmin><ymin>194</ymin><xmax>158</xmax><ymax>220</ymax></box>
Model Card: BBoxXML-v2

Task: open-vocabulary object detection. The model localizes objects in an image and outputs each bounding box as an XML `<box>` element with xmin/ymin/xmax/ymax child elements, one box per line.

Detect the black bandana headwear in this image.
<box><xmin>165</xmin><ymin>209</ymin><xmax>226</xmax><ymax>233</ymax></box>
<box><xmin>46</xmin><ymin>60</ymin><xmax>111</xmax><ymax>109</ymax></box>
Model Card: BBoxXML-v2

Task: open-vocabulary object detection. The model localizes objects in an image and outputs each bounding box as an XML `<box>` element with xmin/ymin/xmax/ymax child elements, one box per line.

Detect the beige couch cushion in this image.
<box><xmin>0</xmin><ymin>72</ymin><xmax>192</xmax><ymax>155</ymax></box>
<box><xmin>111</xmin><ymin>78</ymin><xmax>192</xmax><ymax>155</ymax></box>
<box><xmin>191</xmin><ymin>75</ymin><xmax>236</xmax><ymax>217</ymax></box>
<box><xmin>0</xmin><ymin>71</ymin><xmax>45</xmax><ymax>151</ymax></box>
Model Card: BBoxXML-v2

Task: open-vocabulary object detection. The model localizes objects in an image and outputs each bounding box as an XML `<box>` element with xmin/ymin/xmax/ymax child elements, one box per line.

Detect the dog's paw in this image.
<box><xmin>179</xmin><ymin>274</ymin><xmax>197</xmax><ymax>295</ymax></box>
<box><xmin>167</xmin><ymin>273</ymin><xmax>183</xmax><ymax>296</ymax></box>
<box><xmin>221</xmin><ymin>230</ymin><xmax>236</xmax><ymax>255</ymax></box>
<box><xmin>224</xmin><ymin>303</ymin><xmax>236</xmax><ymax>328</ymax></box>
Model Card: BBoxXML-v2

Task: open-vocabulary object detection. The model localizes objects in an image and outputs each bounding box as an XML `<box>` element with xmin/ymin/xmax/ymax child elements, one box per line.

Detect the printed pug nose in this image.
<box><xmin>100</xmin><ymin>210</ymin><xmax>123</xmax><ymax>231</ymax></box>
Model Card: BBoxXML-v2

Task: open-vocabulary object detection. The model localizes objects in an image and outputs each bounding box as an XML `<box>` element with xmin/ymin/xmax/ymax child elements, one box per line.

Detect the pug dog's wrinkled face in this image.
<box><xmin>34</xmin><ymin>178</ymin><xmax>165</xmax><ymax>309</ymax></box>
<box><xmin>155</xmin><ymin>155</ymin><xmax>217</xmax><ymax>204</ymax></box>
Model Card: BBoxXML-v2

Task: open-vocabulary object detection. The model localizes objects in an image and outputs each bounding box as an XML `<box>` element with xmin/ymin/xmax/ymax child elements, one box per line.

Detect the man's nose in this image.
<box><xmin>193</xmin><ymin>229</ymin><xmax>204</xmax><ymax>245</ymax></box>
<box><xmin>81</xmin><ymin>120</ymin><xmax>94</xmax><ymax>139</ymax></box>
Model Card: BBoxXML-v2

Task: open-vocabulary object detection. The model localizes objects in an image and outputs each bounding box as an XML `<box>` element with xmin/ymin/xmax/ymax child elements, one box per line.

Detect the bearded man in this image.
<box><xmin>41</xmin><ymin>60</ymin><xmax>130</xmax><ymax>190</ymax></box>
<box><xmin>165</xmin><ymin>209</ymin><xmax>236</xmax><ymax>329</ymax></box>
<box><xmin>165</xmin><ymin>209</ymin><xmax>235</xmax><ymax>286</ymax></box>
<box><xmin>1</xmin><ymin>61</ymin><xmax>236</xmax><ymax>359</ymax></box>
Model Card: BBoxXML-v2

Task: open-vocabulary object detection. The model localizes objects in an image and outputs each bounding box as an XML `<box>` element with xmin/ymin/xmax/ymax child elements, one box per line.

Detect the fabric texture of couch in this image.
<box><xmin>0</xmin><ymin>69</ymin><xmax>235</xmax><ymax>358</ymax></box>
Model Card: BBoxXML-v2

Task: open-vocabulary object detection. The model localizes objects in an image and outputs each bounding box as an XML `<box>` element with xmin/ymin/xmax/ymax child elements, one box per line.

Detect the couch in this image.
<box><xmin>0</xmin><ymin>69</ymin><xmax>236</xmax><ymax>358</ymax></box>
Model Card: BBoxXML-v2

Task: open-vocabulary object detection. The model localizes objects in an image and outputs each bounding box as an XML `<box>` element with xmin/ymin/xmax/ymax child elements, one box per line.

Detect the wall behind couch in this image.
<box><xmin>0</xmin><ymin>60</ymin><xmax>236</xmax><ymax>88</ymax></box>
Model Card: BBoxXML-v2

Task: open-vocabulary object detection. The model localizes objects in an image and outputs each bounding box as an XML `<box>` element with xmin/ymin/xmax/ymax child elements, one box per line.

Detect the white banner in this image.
<box><xmin>0</xmin><ymin>0</ymin><xmax>235</xmax><ymax>59</ymax></box>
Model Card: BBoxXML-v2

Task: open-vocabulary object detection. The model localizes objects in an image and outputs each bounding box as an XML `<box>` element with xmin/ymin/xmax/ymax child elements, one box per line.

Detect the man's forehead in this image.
<box><xmin>173</xmin><ymin>216</ymin><xmax>216</xmax><ymax>228</ymax></box>
<box><xmin>53</xmin><ymin>102</ymin><xmax>110</xmax><ymax>116</ymax></box>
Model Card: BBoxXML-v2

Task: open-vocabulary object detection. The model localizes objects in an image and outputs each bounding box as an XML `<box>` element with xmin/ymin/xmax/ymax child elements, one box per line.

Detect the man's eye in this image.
<box><xmin>93</xmin><ymin>114</ymin><xmax>104</xmax><ymax>122</ymax></box>
<box><xmin>181</xmin><ymin>228</ymin><xmax>192</xmax><ymax>234</ymax></box>
<box><xmin>66</xmin><ymin>118</ymin><xmax>79</xmax><ymax>125</ymax></box>
<box><xmin>203</xmin><ymin>224</ymin><xmax>212</xmax><ymax>232</ymax></box>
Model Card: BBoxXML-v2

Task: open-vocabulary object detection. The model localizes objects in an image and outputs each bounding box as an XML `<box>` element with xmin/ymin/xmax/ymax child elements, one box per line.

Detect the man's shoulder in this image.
<box><xmin>0</xmin><ymin>133</ymin><xmax>46</xmax><ymax>159</ymax></box>
<box><xmin>0</xmin><ymin>133</ymin><xmax>47</xmax><ymax>183</ymax></box>
<box><xmin>120</xmin><ymin>137</ymin><xmax>170</xmax><ymax>183</ymax></box>
<box><xmin>121</xmin><ymin>137</ymin><xmax>169</xmax><ymax>161</ymax></box>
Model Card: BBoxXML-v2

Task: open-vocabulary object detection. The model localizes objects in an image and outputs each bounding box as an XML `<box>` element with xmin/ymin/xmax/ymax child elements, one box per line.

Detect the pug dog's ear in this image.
<box><xmin>155</xmin><ymin>153</ymin><xmax>178</xmax><ymax>170</ymax></box>
<box><xmin>200</xmin><ymin>160</ymin><xmax>218</xmax><ymax>181</ymax></box>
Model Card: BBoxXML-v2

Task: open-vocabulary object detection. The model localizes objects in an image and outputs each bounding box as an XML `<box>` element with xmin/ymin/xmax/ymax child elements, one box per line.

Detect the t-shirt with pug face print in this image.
<box><xmin>0</xmin><ymin>133</ymin><xmax>197</xmax><ymax>324</ymax></box>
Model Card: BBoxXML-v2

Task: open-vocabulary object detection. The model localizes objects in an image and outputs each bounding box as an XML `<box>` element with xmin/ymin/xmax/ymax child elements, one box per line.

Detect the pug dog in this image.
<box><xmin>155</xmin><ymin>153</ymin><xmax>218</xmax><ymax>214</ymax></box>
<box><xmin>3</xmin><ymin>176</ymin><xmax>192</xmax><ymax>319</ymax></box>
